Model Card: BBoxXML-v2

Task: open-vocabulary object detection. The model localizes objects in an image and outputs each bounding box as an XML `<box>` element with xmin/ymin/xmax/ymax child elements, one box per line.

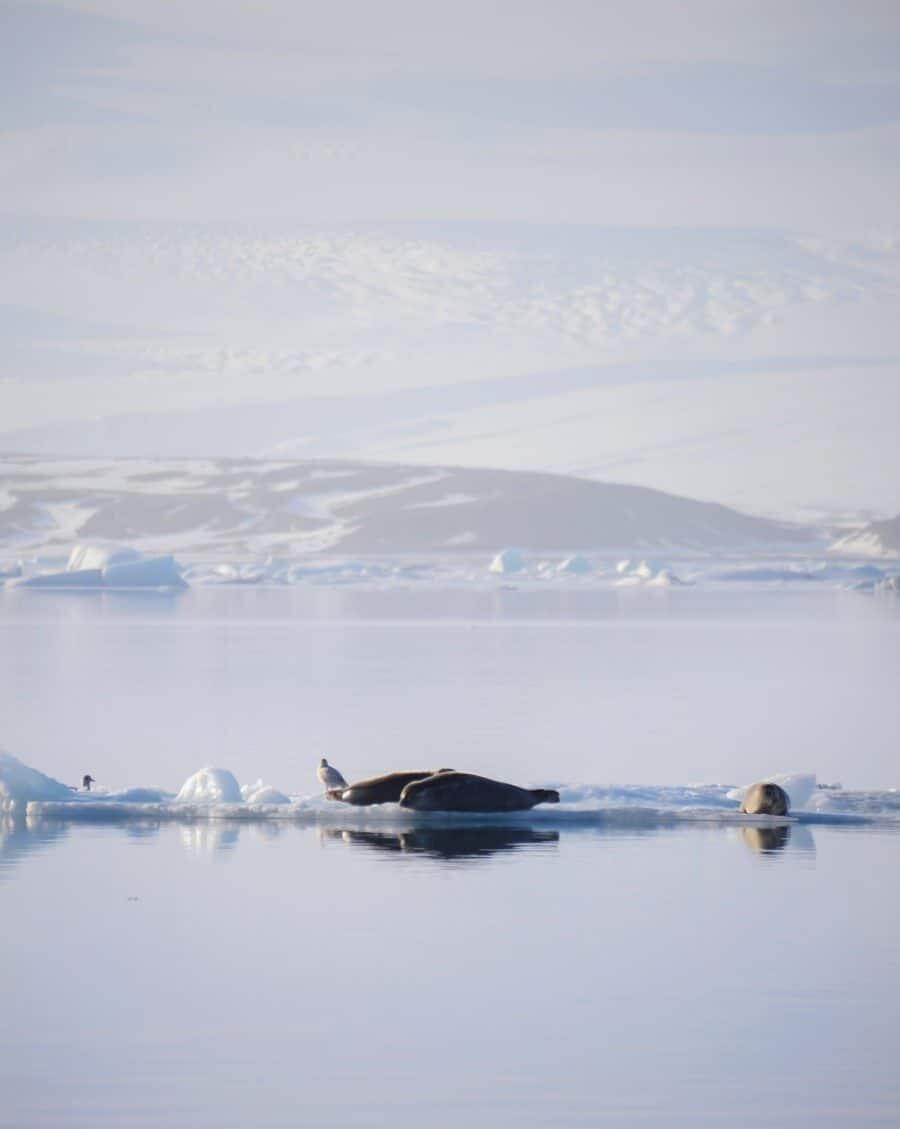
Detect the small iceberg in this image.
<box><xmin>0</xmin><ymin>751</ymin><xmax>73</xmax><ymax>812</ymax></box>
<box><xmin>67</xmin><ymin>544</ymin><xmax>142</xmax><ymax>572</ymax></box>
<box><xmin>241</xmin><ymin>780</ymin><xmax>291</xmax><ymax>806</ymax></box>
<box><xmin>176</xmin><ymin>768</ymin><xmax>243</xmax><ymax>805</ymax></box>
<box><xmin>489</xmin><ymin>547</ymin><xmax>526</xmax><ymax>575</ymax></box>
<box><xmin>9</xmin><ymin>543</ymin><xmax>187</xmax><ymax>590</ymax></box>
<box><xmin>557</xmin><ymin>555</ymin><xmax>594</xmax><ymax>575</ymax></box>
<box><xmin>616</xmin><ymin>559</ymin><xmax>685</xmax><ymax>586</ymax></box>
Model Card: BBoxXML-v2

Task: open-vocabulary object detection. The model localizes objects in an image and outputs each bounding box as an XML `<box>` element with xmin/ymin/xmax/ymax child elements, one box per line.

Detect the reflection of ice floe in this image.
<box><xmin>0</xmin><ymin>814</ymin><xmax>70</xmax><ymax>874</ymax></box>
<box><xmin>180</xmin><ymin>823</ymin><xmax>242</xmax><ymax>853</ymax></box>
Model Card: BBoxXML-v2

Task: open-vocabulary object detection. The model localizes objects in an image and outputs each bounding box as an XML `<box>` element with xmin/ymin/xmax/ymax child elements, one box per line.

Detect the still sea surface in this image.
<box><xmin>2</xmin><ymin>585</ymin><xmax>899</xmax><ymax>1127</ymax></box>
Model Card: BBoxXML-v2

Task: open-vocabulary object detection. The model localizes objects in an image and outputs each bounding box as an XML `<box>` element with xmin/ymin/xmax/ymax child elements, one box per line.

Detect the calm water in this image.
<box><xmin>3</xmin><ymin>817</ymin><xmax>900</xmax><ymax>1128</ymax></box>
<box><xmin>2</xmin><ymin>586</ymin><xmax>900</xmax><ymax>1127</ymax></box>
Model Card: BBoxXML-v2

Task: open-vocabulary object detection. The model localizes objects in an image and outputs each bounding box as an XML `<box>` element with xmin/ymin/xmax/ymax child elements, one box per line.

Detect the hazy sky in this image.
<box><xmin>4</xmin><ymin>0</ymin><xmax>900</xmax><ymax>226</ymax></box>
<box><xmin>1</xmin><ymin>1</ymin><xmax>899</xmax><ymax>517</ymax></box>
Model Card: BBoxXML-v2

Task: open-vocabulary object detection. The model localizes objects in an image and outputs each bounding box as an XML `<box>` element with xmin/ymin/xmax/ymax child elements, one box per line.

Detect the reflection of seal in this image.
<box><xmin>740</xmin><ymin>825</ymin><xmax>791</xmax><ymax>854</ymax></box>
<box><xmin>399</xmin><ymin>771</ymin><xmax>560</xmax><ymax>812</ymax></box>
<box><xmin>740</xmin><ymin>781</ymin><xmax>790</xmax><ymax>815</ymax></box>
<box><xmin>339</xmin><ymin>769</ymin><xmax>453</xmax><ymax>806</ymax></box>
<box><xmin>323</xmin><ymin>826</ymin><xmax>559</xmax><ymax>860</ymax></box>
<box><xmin>401</xmin><ymin>826</ymin><xmax>559</xmax><ymax>859</ymax></box>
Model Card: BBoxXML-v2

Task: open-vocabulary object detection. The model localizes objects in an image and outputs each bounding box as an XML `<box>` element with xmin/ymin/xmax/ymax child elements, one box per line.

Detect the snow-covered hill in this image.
<box><xmin>0</xmin><ymin>455</ymin><xmax>816</xmax><ymax>559</ymax></box>
<box><xmin>831</xmin><ymin>514</ymin><xmax>900</xmax><ymax>558</ymax></box>
<box><xmin>3</xmin><ymin>224</ymin><xmax>899</xmax><ymax>523</ymax></box>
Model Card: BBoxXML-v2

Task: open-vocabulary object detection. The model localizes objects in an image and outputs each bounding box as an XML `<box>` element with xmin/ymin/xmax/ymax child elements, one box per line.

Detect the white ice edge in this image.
<box><xmin>3</xmin><ymin>541</ymin><xmax>899</xmax><ymax>593</ymax></box>
<box><xmin>3</xmin><ymin>753</ymin><xmax>898</xmax><ymax>826</ymax></box>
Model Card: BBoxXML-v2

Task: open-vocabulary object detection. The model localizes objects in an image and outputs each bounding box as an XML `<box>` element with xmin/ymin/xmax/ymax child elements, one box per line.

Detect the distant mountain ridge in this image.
<box><xmin>0</xmin><ymin>455</ymin><xmax>819</xmax><ymax>559</ymax></box>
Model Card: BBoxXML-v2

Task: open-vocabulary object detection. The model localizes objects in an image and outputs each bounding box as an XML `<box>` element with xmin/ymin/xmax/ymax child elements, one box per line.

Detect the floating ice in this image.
<box><xmin>557</xmin><ymin>555</ymin><xmax>594</xmax><ymax>575</ymax></box>
<box><xmin>489</xmin><ymin>548</ymin><xmax>526</xmax><ymax>574</ymax></box>
<box><xmin>615</xmin><ymin>559</ymin><xmax>684</xmax><ymax>586</ymax></box>
<box><xmin>0</xmin><ymin>751</ymin><xmax>73</xmax><ymax>812</ymax></box>
<box><xmin>241</xmin><ymin>780</ymin><xmax>291</xmax><ymax>805</ymax></box>
<box><xmin>9</xmin><ymin>544</ymin><xmax>186</xmax><ymax>590</ymax></box>
<box><xmin>6</xmin><ymin>753</ymin><xmax>896</xmax><ymax>827</ymax></box>
<box><xmin>102</xmin><ymin>554</ymin><xmax>186</xmax><ymax>588</ymax></box>
<box><xmin>711</xmin><ymin>566</ymin><xmax>818</xmax><ymax>583</ymax></box>
<box><xmin>12</xmin><ymin>568</ymin><xmax>103</xmax><ymax>589</ymax></box>
<box><xmin>176</xmin><ymin>768</ymin><xmax>243</xmax><ymax>804</ymax></box>
<box><xmin>67</xmin><ymin>544</ymin><xmax>142</xmax><ymax>572</ymax></box>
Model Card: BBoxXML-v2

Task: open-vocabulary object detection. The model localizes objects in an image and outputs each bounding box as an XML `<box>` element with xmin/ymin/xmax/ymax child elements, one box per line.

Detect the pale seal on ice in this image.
<box><xmin>338</xmin><ymin>769</ymin><xmax>453</xmax><ymax>806</ymax></box>
<box><xmin>739</xmin><ymin>781</ymin><xmax>790</xmax><ymax>816</ymax></box>
<box><xmin>399</xmin><ymin>771</ymin><xmax>560</xmax><ymax>813</ymax></box>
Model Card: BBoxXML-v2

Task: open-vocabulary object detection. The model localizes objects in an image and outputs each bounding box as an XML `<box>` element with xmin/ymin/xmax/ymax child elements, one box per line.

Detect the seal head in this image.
<box><xmin>739</xmin><ymin>781</ymin><xmax>790</xmax><ymax>816</ymax></box>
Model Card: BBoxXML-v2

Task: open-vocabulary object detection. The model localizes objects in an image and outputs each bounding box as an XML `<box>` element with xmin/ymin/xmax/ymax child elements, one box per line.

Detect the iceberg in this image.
<box><xmin>102</xmin><ymin>555</ymin><xmax>186</xmax><ymax>588</ymax></box>
<box><xmin>68</xmin><ymin>544</ymin><xmax>142</xmax><ymax>572</ymax></box>
<box><xmin>241</xmin><ymin>780</ymin><xmax>291</xmax><ymax>805</ymax></box>
<box><xmin>176</xmin><ymin>768</ymin><xmax>243</xmax><ymax>805</ymax></box>
<box><xmin>489</xmin><ymin>547</ymin><xmax>526</xmax><ymax>574</ymax></box>
<box><xmin>8</xmin><ymin>544</ymin><xmax>186</xmax><ymax>590</ymax></box>
<box><xmin>0</xmin><ymin>751</ymin><xmax>73</xmax><ymax>812</ymax></box>
<box><xmin>557</xmin><ymin>555</ymin><xmax>594</xmax><ymax>575</ymax></box>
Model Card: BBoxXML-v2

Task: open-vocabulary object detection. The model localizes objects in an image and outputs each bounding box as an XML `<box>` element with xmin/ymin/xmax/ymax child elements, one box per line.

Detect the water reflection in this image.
<box><xmin>738</xmin><ymin>823</ymin><xmax>816</xmax><ymax>856</ymax></box>
<box><xmin>319</xmin><ymin>825</ymin><xmax>559</xmax><ymax>860</ymax></box>
<box><xmin>180</xmin><ymin>823</ymin><xmax>242</xmax><ymax>854</ymax></box>
<box><xmin>0</xmin><ymin>815</ymin><xmax>70</xmax><ymax>877</ymax></box>
<box><xmin>0</xmin><ymin>815</ymin><xmax>824</xmax><ymax>874</ymax></box>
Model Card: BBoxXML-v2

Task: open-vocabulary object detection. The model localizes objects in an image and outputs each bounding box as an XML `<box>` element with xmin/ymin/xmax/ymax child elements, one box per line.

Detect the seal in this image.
<box><xmin>399</xmin><ymin>771</ymin><xmax>560</xmax><ymax>813</ymax></box>
<box><xmin>338</xmin><ymin>769</ymin><xmax>454</xmax><ymax>806</ymax></box>
<box><xmin>739</xmin><ymin>781</ymin><xmax>790</xmax><ymax>816</ymax></box>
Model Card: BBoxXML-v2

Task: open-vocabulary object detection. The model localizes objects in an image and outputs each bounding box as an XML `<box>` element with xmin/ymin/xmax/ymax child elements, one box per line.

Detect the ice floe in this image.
<box><xmin>6</xmin><ymin>543</ymin><xmax>186</xmax><ymax>590</ymax></box>
<box><xmin>4</xmin><ymin>753</ymin><xmax>897</xmax><ymax>828</ymax></box>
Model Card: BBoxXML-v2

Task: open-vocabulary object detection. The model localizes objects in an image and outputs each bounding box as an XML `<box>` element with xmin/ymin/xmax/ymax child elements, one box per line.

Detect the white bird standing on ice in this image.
<box><xmin>318</xmin><ymin>758</ymin><xmax>348</xmax><ymax>792</ymax></box>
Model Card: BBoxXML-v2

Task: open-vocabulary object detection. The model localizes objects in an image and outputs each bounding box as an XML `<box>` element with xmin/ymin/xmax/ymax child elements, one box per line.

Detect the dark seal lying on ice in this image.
<box><xmin>337</xmin><ymin>769</ymin><xmax>454</xmax><ymax>806</ymax></box>
<box><xmin>399</xmin><ymin>771</ymin><xmax>560</xmax><ymax>813</ymax></box>
<box><xmin>739</xmin><ymin>781</ymin><xmax>790</xmax><ymax>816</ymax></box>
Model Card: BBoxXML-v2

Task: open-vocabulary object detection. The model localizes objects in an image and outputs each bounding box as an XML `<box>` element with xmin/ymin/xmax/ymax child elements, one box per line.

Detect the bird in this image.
<box><xmin>318</xmin><ymin>758</ymin><xmax>347</xmax><ymax>792</ymax></box>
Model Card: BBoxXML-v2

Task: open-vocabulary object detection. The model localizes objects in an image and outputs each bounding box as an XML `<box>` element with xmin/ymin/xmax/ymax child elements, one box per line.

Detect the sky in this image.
<box><xmin>1</xmin><ymin>0</ymin><xmax>899</xmax><ymax>519</ymax></box>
